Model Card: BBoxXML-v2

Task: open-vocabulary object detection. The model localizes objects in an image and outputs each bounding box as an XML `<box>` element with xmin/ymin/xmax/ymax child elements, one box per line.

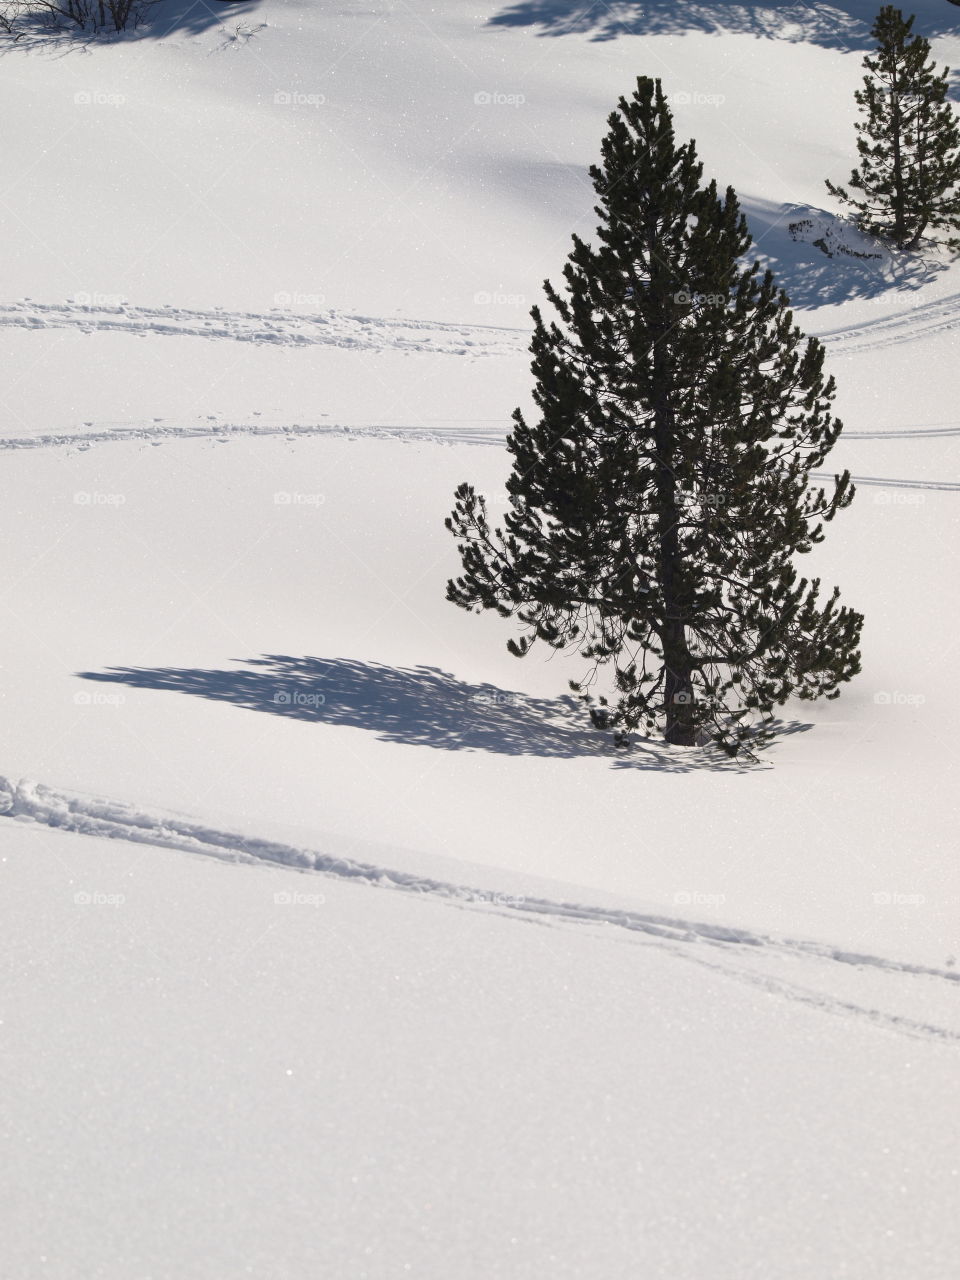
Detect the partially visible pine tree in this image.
<box><xmin>446</xmin><ymin>77</ymin><xmax>863</xmax><ymax>758</ymax></box>
<box><xmin>826</xmin><ymin>6</ymin><xmax>960</xmax><ymax>250</ymax></box>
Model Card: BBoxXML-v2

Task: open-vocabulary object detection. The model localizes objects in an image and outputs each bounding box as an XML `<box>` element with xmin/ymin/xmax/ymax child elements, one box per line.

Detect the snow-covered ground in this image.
<box><xmin>4</xmin><ymin>823</ymin><xmax>959</xmax><ymax>1280</ymax></box>
<box><xmin>2</xmin><ymin>1</ymin><xmax>959</xmax><ymax>1276</ymax></box>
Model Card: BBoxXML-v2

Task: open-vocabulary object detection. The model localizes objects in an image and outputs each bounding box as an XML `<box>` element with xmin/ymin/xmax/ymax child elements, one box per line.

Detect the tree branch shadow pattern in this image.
<box><xmin>487</xmin><ymin>0</ymin><xmax>959</xmax><ymax>50</ymax></box>
<box><xmin>0</xmin><ymin>0</ymin><xmax>261</xmax><ymax>53</ymax></box>
<box><xmin>146</xmin><ymin>0</ymin><xmax>261</xmax><ymax>39</ymax></box>
<box><xmin>77</xmin><ymin>654</ymin><xmax>809</xmax><ymax>771</ymax></box>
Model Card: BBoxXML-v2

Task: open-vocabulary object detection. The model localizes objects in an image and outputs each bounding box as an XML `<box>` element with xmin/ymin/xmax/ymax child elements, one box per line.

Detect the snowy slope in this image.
<box><xmin>3</xmin><ymin>822</ymin><xmax>959</xmax><ymax>1280</ymax></box>
<box><xmin>1</xmin><ymin>426</ymin><xmax>957</xmax><ymax>966</ymax></box>
<box><xmin>2</xmin><ymin>0</ymin><xmax>960</xmax><ymax>1276</ymax></box>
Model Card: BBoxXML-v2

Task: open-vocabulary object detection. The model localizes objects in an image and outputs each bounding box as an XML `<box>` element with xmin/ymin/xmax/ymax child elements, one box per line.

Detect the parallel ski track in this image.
<box><xmin>3</xmin><ymin>418</ymin><xmax>958</xmax><ymax>493</ymax></box>
<box><xmin>812</xmin><ymin>290</ymin><xmax>960</xmax><ymax>353</ymax></box>
<box><xmin>0</xmin><ymin>418</ymin><xmax>508</xmax><ymax>451</ymax></box>
<box><xmin>2</xmin><ymin>292</ymin><xmax>959</xmax><ymax>356</ymax></box>
<box><xmin>0</xmin><ymin>300</ymin><xmax>527</xmax><ymax>357</ymax></box>
<box><xmin>2</xmin><ymin>773</ymin><xmax>957</xmax><ymax>1047</ymax></box>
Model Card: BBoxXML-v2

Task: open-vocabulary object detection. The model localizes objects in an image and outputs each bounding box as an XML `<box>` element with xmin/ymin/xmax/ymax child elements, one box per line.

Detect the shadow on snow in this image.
<box><xmin>76</xmin><ymin>654</ymin><xmax>809</xmax><ymax>771</ymax></box>
<box><xmin>0</xmin><ymin>0</ymin><xmax>262</xmax><ymax>53</ymax></box>
<box><xmin>487</xmin><ymin>0</ymin><xmax>960</xmax><ymax>52</ymax></box>
<box><xmin>740</xmin><ymin>199</ymin><xmax>949</xmax><ymax>309</ymax></box>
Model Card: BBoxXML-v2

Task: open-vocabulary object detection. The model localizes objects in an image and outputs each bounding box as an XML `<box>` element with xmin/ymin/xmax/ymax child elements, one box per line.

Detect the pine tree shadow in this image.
<box><xmin>144</xmin><ymin>0</ymin><xmax>260</xmax><ymax>40</ymax></box>
<box><xmin>487</xmin><ymin>0</ymin><xmax>959</xmax><ymax>50</ymax></box>
<box><xmin>741</xmin><ymin>199</ymin><xmax>948</xmax><ymax>309</ymax></box>
<box><xmin>75</xmin><ymin>654</ymin><xmax>789</xmax><ymax>771</ymax></box>
<box><xmin>0</xmin><ymin>0</ymin><xmax>260</xmax><ymax>53</ymax></box>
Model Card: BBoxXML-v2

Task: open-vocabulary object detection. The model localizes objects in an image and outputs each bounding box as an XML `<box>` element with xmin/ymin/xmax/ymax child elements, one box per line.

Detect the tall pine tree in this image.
<box><xmin>446</xmin><ymin>77</ymin><xmax>862</xmax><ymax>756</ymax></box>
<box><xmin>826</xmin><ymin>6</ymin><xmax>960</xmax><ymax>250</ymax></box>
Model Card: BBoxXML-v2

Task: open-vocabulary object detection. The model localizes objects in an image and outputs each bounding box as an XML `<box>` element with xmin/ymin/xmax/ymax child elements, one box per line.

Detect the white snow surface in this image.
<box><xmin>2</xmin><ymin>0</ymin><xmax>960</xmax><ymax>1276</ymax></box>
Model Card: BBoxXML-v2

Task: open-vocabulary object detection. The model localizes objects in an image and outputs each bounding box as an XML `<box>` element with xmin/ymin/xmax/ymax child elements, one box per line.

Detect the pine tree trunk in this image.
<box><xmin>651</xmin><ymin>312</ymin><xmax>697</xmax><ymax>747</ymax></box>
<box><xmin>909</xmin><ymin>144</ymin><xmax>928</xmax><ymax>249</ymax></box>
<box><xmin>891</xmin><ymin>68</ymin><xmax>908</xmax><ymax>249</ymax></box>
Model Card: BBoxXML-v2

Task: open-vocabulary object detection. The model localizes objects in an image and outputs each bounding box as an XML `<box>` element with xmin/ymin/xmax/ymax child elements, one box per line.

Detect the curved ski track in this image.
<box><xmin>812</xmin><ymin>289</ymin><xmax>960</xmax><ymax>353</ymax></box>
<box><xmin>2</xmin><ymin>773</ymin><xmax>957</xmax><ymax>1048</ymax></box>
<box><xmin>2</xmin><ymin>292</ymin><xmax>960</xmax><ymax>357</ymax></box>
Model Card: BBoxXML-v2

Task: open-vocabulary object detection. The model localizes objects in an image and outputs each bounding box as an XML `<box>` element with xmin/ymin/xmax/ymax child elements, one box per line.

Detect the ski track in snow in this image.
<box><xmin>0</xmin><ymin>300</ymin><xmax>526</xmax><ymax>358</ymax></box>
<box><xmin>843</xmin><ymin>422</ymin><xmax>960</xmax><ymax>439</ymax></box>
<box><xmin>812</xmin><ymin>289</ymin><xmax>960</xmax><ymax>353</ymax></box>
<box><xmin>3</xmin><ymin>417</ymin><xmax>958</xmax><ymax>493</ymax></box>
<box><xmin>842</xmin><ymin>474</ymin><xmax>960</xmax><ymax>491</ymax></box>
<box><xmin>651</xmin><ymin>943</ymin><xmax>960</xmax><ymax>1046</ymax></box>
<box><xmin>1</xmin><ymin>291</ymin><xmax>958</xmax><ymax>358</ymax></box>
<box><xmin>0</xmin><ymin>417</ymin><xmax>508</xmax><ymax>452</ymax></box>
<box><xmin>2</xmin><ymin>773</ymin><xmax>956</xmax><ymax>1046</ymax></box>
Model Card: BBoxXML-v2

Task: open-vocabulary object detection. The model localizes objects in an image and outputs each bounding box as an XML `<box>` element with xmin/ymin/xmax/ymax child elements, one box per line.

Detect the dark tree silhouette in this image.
<box><xmin>447</xmin><ymin>77</ymin><xmax>863</xmax><ymax>757</ymax></box>
<box><xmin>827</xmin><ymin>6</ymin><xmax>960</xmax><ymax>250</ymax></box>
